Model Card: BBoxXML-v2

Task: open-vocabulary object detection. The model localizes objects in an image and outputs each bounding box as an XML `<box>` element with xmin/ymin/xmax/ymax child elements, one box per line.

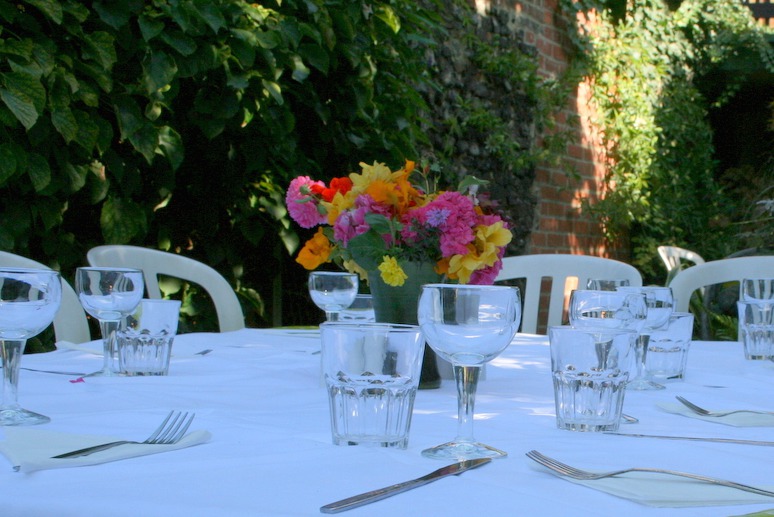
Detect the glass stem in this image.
<box><xmin>99</xmin><ymin>319</ymin><xmax>120</xmax><ymax>373</ymax></box>
<box><xmin>453</xmin><ymin>364</ymin><xmax>480</xmax><ymax>443</ymax></box>
<box><xmin>634</xmin><ymin>334</ymin><xmax>650</xmax><ymax>379</ymax></box>
<box><xmin>0</xmin><ymin>339</ymin><xmax>26</xmax><ymax>409</ymax></box>
<box><xmin>325</xmin><ymin>311</ymin><xmax>340</xmax><ymax>322</ymax></box>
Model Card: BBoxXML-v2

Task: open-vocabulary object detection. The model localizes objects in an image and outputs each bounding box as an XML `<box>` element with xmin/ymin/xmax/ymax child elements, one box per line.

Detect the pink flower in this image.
<box><xmin>333</xmin><ymin>195</ymin><xmax>391</xmax><ymax>245</ymax></box>
<box><xmin>286</xmin><ymin>176</ymin><xmax>327</xmax><ymax>228</ymax></box>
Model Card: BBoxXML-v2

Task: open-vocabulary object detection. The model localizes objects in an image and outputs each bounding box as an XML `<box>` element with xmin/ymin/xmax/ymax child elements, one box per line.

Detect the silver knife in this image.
<box><xmin>606</xmin><ymin>432</ymin><xmax>774</xmax><ymax>446</ymax></box>
<box><xmin>320</xmin><ymin>457</ymin><xmax>491</xmax><ymax>513</ymax></box>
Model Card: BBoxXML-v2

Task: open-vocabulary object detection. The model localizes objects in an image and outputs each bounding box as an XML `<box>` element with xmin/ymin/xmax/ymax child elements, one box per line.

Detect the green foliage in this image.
<box><xmin>0</xmin><ymin>0</ymin><xmax>446</xmax><ymax>329</ymax></box>
<box><xmin>560</xmin><ymin>0</ymin><xmax>774</xmax><ymax>281</ymax></box>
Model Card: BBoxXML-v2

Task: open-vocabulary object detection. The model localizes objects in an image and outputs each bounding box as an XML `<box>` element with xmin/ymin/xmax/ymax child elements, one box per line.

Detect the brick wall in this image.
<box><xmin>478</xmin><ymin>0</ymin><xmax>626</xmax><ymax>260</ymax></box>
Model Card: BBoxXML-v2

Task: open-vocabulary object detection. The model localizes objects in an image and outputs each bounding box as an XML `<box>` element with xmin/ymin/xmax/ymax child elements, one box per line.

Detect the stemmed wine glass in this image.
<box><xmin>418</xmin><ymin>284</ymin><xmax>521</xmax><ymax>460</ymax></box>
<box><xmin>0</xmin><ymin>268</ymin><xmax>61</xmax><ymax>425</ymax></box>
<box><xmin>76</xmin><ymin>267</ymin><xmax>144</xmax><ymax>377</ymax></box>
<box><xmin>585</xmin><ymin>279</ymin><xmax>631</xmax><ymax>291</ymax></box>
<box><xmin>569</xmin><ymin>290</ymin><xmax>647</xmax><ymax>330</ymax></box>
<box><xmin>618</xmin><ymin>286</ymin><xmax>674</xmax><ymax>390</ymax></box>
<box><xmin>308</xmin><ymin>272</ymin><xmax>358</xmax><ymax>322</ymax></box>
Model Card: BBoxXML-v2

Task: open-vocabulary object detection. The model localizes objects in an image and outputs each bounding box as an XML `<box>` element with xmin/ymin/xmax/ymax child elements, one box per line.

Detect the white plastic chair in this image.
<box><xmin>668</xmin><ymin>256</ymin><xmax>774</xmax><ymax>312</ymax></box>
<box><xmin>495</xmin><ymin>254</ymin><xmax>643</xmax><ymax>334</ymax></box>
<box><xmin>0</xmin><ymin>251</ymin><xmax>91</xmax><ymax>344</ymax></box>
<box><xmin>86</xmin><ymin>245</ymin><xmax>245</xmax><ymax>332</ymax></box>
<box><xmin>657</xmin><ymin>246</ymin><xmax>705</xmax><ymax>283</ymax></box>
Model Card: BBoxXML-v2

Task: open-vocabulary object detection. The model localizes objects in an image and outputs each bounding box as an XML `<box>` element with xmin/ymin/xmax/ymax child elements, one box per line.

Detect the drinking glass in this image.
<box><xmin>585</xmin><ymin>278</ymin><xmax>631</xmax><ymax>291</ymax></box>
<box><xmin>418</xmin><ymin>284</ymin><xmax>521</xmax><ymax>460</ymax></box>
<box><xmin>0</xmin><ymin>268</ymin><xmax>61</xmax><ymax>425</ymax></box>
<box><xmin>618</xmin><ymin>286</ymin><xmax>674</xmax><ymax>390</ymax></box>
<box><xmin>76</xmin><ymin>267</ymin><xmax>144</xmax><ymax>377</ymax></box>
<box><xmin>308</xmin><ymin>271</ymin><xmax>358</xmax><ymax>322</ymax></box>
<box><xmin>569</xmin><ymin>290</ymin><xmax>647</xmax><ymax>330</ymax></box>
<box><xmin>742</xmin><ymin>278</ymin><xmax>774</xmax><ymax>303</ymax></box>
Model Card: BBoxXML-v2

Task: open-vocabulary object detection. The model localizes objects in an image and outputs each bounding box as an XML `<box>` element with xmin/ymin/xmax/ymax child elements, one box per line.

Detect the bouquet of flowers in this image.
<box><xmin>285</xmin><ymin>160</ymin><xmax>512</xmax><ymax>286</ymax></box>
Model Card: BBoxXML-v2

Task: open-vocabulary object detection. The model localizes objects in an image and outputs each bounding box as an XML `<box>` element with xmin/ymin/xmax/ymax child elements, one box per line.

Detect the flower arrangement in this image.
<box><xmin>285</xmin><ymin>160</ymin><xmax>512</xmax><ymax>286</ymax></box>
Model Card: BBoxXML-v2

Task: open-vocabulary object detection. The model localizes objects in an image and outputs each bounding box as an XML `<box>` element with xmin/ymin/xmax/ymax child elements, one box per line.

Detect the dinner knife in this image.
<box><xmin>606</xmin><ymin>432</ymin><xmax>774</xmax><ymax>446</ymax></box>
<box><xmin>319</xmin><ymin>457</ymin><xmax>491</xmax><ymax>513</ymax></box>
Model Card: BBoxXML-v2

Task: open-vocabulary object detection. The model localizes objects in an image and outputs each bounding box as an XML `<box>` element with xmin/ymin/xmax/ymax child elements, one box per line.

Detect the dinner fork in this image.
<box><xmin>675</xmin><ymin>396</ymin><xmax>774</xmax><ymax>417</ymax></box>
<box><xmin>525</xmin><ymin>450</ymin><xmax>774</xmax><ymax>498</ymax></box>
<box><xmin>52</xmin><ymin>411</ymin><xmax>195</xmax><ymax>459</ymax></box>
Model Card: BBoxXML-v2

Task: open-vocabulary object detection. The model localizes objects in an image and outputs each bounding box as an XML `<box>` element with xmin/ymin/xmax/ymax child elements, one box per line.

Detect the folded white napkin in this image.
<box><xmin>0</xmin><ymin>427</ymin><xmax>211</xmax><ymax>473</ymax></box>
<box><xmin>657</xmin><ymin>402</ymin><xmax>774</xmax><ymax>427</ymax></box>
<box><xmin>530</xmin><ymin>463</ymin><xmax>774</xmax><ymax>507</ymax></box>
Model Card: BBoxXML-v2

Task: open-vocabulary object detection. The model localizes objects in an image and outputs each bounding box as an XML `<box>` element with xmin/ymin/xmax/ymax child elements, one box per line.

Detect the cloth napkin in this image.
<box><xmin>530</xmin><ymin>463</ymin><xmax>774</xmax><ymax>507</ymax></box>
<box><xmin>657</xmin><ymin>402</ymin><xmax>774</xmax><ymax>427</ymax></box>
<box><xmin>0</xmin><ymin>427</ymin><xmax>211</xmax><ymax>473</ymax></box>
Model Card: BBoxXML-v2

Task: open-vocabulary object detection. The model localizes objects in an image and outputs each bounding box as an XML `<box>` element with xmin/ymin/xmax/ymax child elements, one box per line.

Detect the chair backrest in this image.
<box><xmin>657</xmin><ymin>246</ymin><xmax>705</xmax><ymax>281</ymax></box>
<box><xmin>0</xmin><ymin>251</ymin><xmax>91</xmax><ymax>344</ymax></box>
<box><xmin>495</xmin><ymin>254</ymin><xmax>643</xmax><ymax>334</ymax></box>
<box><xmin>668</xmin><ymin>256</ymin><xmax>774</xmax><ymax>312</ymax></box>
<box><xmin>86</xmin><ymin>245</ymin><xmax>245</xmax><ymax>332</ymax></box>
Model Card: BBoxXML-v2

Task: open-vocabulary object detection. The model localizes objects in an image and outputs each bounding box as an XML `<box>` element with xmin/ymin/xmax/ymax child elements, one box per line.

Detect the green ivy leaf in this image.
<box><xmin>27</xmin><ymin>153</ymin><xmax>51</xmax><ymax>192</ymax></box>
<box><xmin>262</xmin><ymin>79</ymin><xmax>283</xmax><ymax>105</ymax></box>
<box><xmin>0</xmin><ymin>72</ymin><xmax>45</xmax><ymax>129</ymax></box>
<box><xmin>160</xmin><ymin>31</ymin><xmax>198</xmax><ymax>57</ymax></box>
<box><xmin>101</xmin><ymin>196</ymin><xmax>146</xmax><ymax>243</ymax></box>
<box><xmin>374</xmin><ymin>6</ymin><xmax>400</xmax><ymax>34</ymax></box>
<box><xmin>299</xmin><ymin>43</ymin><xmax>329</xmax><ymax>74</ymax></box>
<box><xmin>74</xmin><ymin>109</ymin><xmax>99</xmax><ymax>153</ymax></box>
<box><xmin>191</xmin><ymin>1</ymin><xmax>226</xmax><ymax>34</ymax></box>
<box><xmin>25</xmin><ymin>0</ymin><xmax>63</xmax><ymax>24</ymax></box>
<box><xmin>0</xmin><ymin>143</ymin><xmax>18</xmax><ymax>185</ymax></box>
<box><xmin>139</xmin><ymin>15</ymin><xmax>165</xmax><ymax>42</ymax></box>
<box><xmin>158</xmin><ymin>126</ymin><xmax>184</xmax><ymax>171</ymax></box>
<box><xmin>1</xmin><ymin>38</ymin><xmax>34</xmax><ymax>61</ymax></box>
<box><xmin>291</xmin><ymin>55</ymin><xmax>310</xmax><ymax>82</ymax></box>
<box><xmin>82</xmin><ymin>31</ymin><xmax>117</xmax><ymax>70</ymax></box>
<box><xmin>146</xmin><ymin>50</ymin><xmax>178</xmax><ymax>93</ymax></box>
<box><xmin>51</xmin><ymin>107</ymin><xmax>78</xmax><ymax>143</ymax></box>
<box><xmin>92</xmin><ymin>0</ymin><xmax>135</xmax><ymax>29</ymax></box>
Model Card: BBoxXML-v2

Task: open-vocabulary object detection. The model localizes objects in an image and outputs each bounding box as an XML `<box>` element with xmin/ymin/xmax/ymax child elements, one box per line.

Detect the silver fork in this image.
<box><xmin>52</xmin><ymin>411</ymin><xmax>195</xmax><ymax>459</ymax></box>
<box><xmin>675</xmin><ymin>395</ymin><xmax>774</xmax><ymax>417</ymax></box>
<box><xmin>526</xmin><ymin>450</ymin><xmax>774</xmax><ymax>498</ymax></box>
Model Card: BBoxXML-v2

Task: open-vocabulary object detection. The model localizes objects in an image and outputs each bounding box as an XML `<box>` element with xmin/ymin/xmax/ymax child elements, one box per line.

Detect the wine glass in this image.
<box><xmin>585</xmin><ymin>278</ymin><xmax>631</xmax><ymax>291</ymax></box>
<box><xmin>308</xmin><ymin>272</ymin><xmax>358</xmax><ymax>322</ymax></box>
<box><xmin>618</xmin><ymin>286</ymin><xmax>674</xmax><ymax>390</ymax></box>
<box><xmin>569</xmin><ymin>290</ymin><xmax>647</xmax><ymax>330</ymax></box>
<box><xmin>418</xmin><ymin>284</ymin><xmax>521</xmax><ymax>460</ymax></box>
<box><xmin>0</xmin><ymin>268</ymin><xmax>61</xmax><ymax>425</ymax></box>
<box><xmin>742</xmin><ymin>278</ymin><xmax>774</xmax><ymax>303</ymax></box>
<box><xmin>76</xmin><ymin>267</ymin><xmax>144</xmax><ymax>377</ymax></box>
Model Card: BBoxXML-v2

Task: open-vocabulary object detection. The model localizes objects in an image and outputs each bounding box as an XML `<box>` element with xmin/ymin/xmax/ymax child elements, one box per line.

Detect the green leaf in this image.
<box><xmin>128</xmin><ymin>123</ymin><xmax>159</xmax><ymax>164</ymax></box>
<box><xmin>145</xmin><ymin>50</ymin><xmax>178</xmax><ymax>93</ymax></box>
<box><xmin>27</xmin><ymin>153</ymin><xmax>51</xmax><ymax>192</ymax></box>
<box><xmin>298</xmin><ymin>43</ymin><xmax>329</xmax><ymax>74</ymax></box>
<box><xmin>158</xmin><ymin>126</ymin><xmax>184</xmax><ymax>171</ymax></box>
<box><xmin>101</xmin><ymin>196</ymin><xmax>146</xmax><ymax>243</ymax></box>
<box><xmin>0</xmin><ymin>72</ymin><xmax>45</xmax><ymax>129</ymax></box>
<box><xmin>191</xmin><ymin>1</ymin><xmax>226</xmax><ymax>34</ymax></box>
<box><xmin>291</xmin><ymin>55</ymin><xmax>310</xmax><ymax>82</ymax></box>
<box><xmin>1</xmin><ymin>38</ymin><xmax>34</xmax><ymax>61</ymax></box>
<box><xmin>262</xmin><ymin>79</ymin><xmax>283</xmax><ymax>105</ymax></box>
<box><xmin>51</xmin><ymin>107</ymin><xmax>78</xmax><ymax>143</ymax></box>
<box><xmin>63</xmin><ymin>161</ymin><xmax>88</xmax><ymax>192</ymax></box>
<box><xmin>113</xmin><ymin>95</ymin><xmax>144</xmax><ymax>141</ymax></box>
<box><xmin>0</xmin><ymin>143</ymin><xmax>18</xmax><ymax>184</ymax></box>
<box><xmin>35</xmin><ymin>196</ymin><xmax>63</xmax><ymax>230</ymax></box>
<box><xmin>375</xmin><ymin>6</ymin><xmax>401</xmax><ymax>34</ymax></box>
<box><xmin>139</xmin><ymin>15</ymin><xmax>165</xmax><ymax>42</ymax></box>
<box><xmin>255</xmin><ymin>30</ymin><xmax>281</xmax><ymax>50</ymax></box>
<box><xmin>160</xmin><ymin>31</ymin><xmax>198</xmax><ymax>56</ymax></box>
<box><xmin>73</xmin><ymin>109</ymin><xmax>100</xmax><ymax>153</ymax></box>
<box><xmin>347</xmin><ymin>230</ymin><xmax>388</xmax><ymax>271</ymax></box>
<box><xmin>25</xmin><ymin>0</ymin><xmax>63</xmax><ymax>24</ymax></box>
<box><xmin>92</xmin><ymin>0</ymin><xmax>136</xmax><ymax>29</ymax></box>
<box><xmin>82</xmin><ymin>32</ymin><xmax>117</xmax><ymax>70</ymax></box>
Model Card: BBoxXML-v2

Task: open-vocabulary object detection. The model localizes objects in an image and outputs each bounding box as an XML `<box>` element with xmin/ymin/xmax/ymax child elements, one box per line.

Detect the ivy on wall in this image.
<box><xmin>560</xmin><ymin>0</ymin><xmax>774</xmax><ymax>280</ymax></box>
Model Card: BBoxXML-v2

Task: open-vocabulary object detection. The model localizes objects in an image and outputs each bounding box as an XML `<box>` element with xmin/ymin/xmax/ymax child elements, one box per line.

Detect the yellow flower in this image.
<box><xmin>295</xmin><ymin>228</ymin><xmax>332</xmax><ymax>270</ymax></box>
<box><xmin>378</xmin><ymin>256</ymin><xmax>408</xmax><ymax>286</ymax></box>
<box><xmin>343</xmin><ymin>259</ymin><xmax>369</xmax><ymax>282</ymax></box>
<box><xmin>447</xmin><ymin>222</ymin><xmax>513</xmax><ymax>283</ymax></box>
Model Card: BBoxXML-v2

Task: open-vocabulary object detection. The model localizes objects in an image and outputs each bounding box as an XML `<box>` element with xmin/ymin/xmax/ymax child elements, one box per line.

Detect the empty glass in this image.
<box><xmin>0</xmin><ymin>268</ymin><xmax>62</xmax><ymax>425</ymax></box>
<box><xmin>418</xmin><ymin>284</ymin><xmax>521</xmax><ymax>460</ymax></box>
<box><xmin>76</xmin><ymin>267</ymin><xmax>145</xmax><ymax>377</ymax></box>
<box><xmin>585</xmin><ymin>279</ymin><xmax>631</xmax><ymax>291</ymax></box>
<box><xmin>569</xmin><ymin>290</ymin><xmax>647</xmax><ymax>330</ymax></box>
<box><xmin>742</xmin><ymin>278</ymin><xmax>774</xmax><ymax>303</ymax></box>
<box><xmin>308</xmin><ymin>271</ymin><xmax>358</xmax><ymax>322</ymax></box>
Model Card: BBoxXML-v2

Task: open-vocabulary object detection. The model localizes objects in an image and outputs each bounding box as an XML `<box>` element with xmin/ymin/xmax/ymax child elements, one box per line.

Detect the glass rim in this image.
<box><xmin>76</xmin><ymin>266</ymin><xmax>143</xmax><ymax>274</ymax></box>
<box><xmin>0</xmin><ymin>267</ymin><xmax>60</xmax><ymax>276</ymax></box>
<box><xmin>548</xmin><ymin>325</ymin><xmax>638</xmax><ymax>335</ymax></box>
<box><xmin>320</xmin><ymin>322</ymin><xmax>420</xmax><ymax>331</ymax></box>
<box><xmin>420</xmin><ymin>283</ymin><xmax>516</xmax><ymax>290</ymax></box>
<box><xmin>308</xmin><ymin>271</ymin><xmax>358</xmax><ymax>276</ymax></box>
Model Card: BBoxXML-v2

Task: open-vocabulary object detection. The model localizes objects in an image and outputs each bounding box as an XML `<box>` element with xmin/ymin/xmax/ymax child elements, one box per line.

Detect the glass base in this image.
<box><xmin>86</xmin><ymin>368</ymin><xmax>125</xmax><ymax>378</ymax></box>
<box><xmin>421</xmin><ymin>440</ymin><xmax>507</xmax><ymax>461</ymax></box>
<box><xmin>627</xmin><ymin>378</ymin><xmax>665</xmax><ymax>390</ymax></box>
<box><xmin>0</xmin><ymin>407</ymin><xmax>50</xmax><ymax>426</ymax></box>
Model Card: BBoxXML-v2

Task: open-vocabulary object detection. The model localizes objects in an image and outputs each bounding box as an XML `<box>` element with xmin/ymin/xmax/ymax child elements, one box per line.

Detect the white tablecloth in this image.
<box><xmin>2</xmin><ymin>329</ymin><xmax>774</xmax><ymax>516</ymax></box>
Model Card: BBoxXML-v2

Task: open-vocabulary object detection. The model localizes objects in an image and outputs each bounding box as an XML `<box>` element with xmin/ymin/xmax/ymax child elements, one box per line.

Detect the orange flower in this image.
<box><xmin>296</xmin><ymin>228</ymin><xmax>332</xmax><ymax>269</ymax></box>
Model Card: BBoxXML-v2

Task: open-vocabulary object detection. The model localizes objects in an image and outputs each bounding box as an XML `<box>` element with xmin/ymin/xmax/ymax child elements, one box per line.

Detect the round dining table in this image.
<box><xmin>2</xmin><ymin>328</ymin><xmax>773</xmax><ymax>516</ymax></box>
